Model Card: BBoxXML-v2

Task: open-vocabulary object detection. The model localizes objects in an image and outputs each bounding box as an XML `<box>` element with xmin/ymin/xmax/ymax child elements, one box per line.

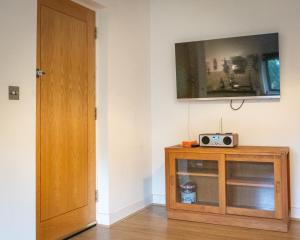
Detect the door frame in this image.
<box><xmin>36</xmin><ymin>0</ymin><xmax>96</xmax><ymax>239</ymax></box>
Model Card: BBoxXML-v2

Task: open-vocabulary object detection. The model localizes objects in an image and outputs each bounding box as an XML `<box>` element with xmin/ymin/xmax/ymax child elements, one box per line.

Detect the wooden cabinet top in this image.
<box><xmin>165</xmin><ymin>145</ymin><xmax>289</xmax><ymax>155</ymax></box>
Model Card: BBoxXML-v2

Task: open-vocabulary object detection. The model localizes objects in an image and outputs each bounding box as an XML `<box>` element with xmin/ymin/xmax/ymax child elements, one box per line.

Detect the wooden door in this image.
<box><xmin>37</xmin><ymin>0</ymin><xmax>96</xmax><ymax>239</ymax></box>
<box><xmin>168</xmin><ymin>152</ymin><xmax>225</xmax><ymax>214</ymax></box>
<box><xmin>225</xmin><ymin>154</ymin><xmax>282</xmax><ymax>219</ymax></box>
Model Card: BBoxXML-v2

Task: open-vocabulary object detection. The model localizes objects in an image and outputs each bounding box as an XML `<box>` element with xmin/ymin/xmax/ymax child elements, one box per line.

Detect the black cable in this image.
<box><xmin>230</xmin><ymin>99</ymin><xmax>245</xmax><ymax>111</ymax></box>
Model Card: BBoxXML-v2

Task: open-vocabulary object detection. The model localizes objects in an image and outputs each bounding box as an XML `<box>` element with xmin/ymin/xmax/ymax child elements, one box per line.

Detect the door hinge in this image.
<box><xmin>95</xmin><ymin>27</ymin><xmax>98</xmax><ymax>39</ymax></box>
<box><xmin>95</xmin><ymin>189</ymin><xmax>99</xmax><ymax>202</ymax></box>
<box><xmin>95</xmin><ymin>107</ymin><xmax>97</xmax><ymax>120</ymax></box>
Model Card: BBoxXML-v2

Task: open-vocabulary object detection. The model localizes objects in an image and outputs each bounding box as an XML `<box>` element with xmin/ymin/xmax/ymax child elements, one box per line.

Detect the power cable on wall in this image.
<box><xmin>230</xmin><ymin>99</ymin><xmax>245</xmax><ymax>111</ymax></box>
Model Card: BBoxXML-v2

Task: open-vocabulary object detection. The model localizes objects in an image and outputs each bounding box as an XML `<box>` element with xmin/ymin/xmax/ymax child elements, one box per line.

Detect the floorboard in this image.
<box><xmin>70</xmin><ymin>205</ymin><xmax>300</xmax><ymax>240</ymax></box>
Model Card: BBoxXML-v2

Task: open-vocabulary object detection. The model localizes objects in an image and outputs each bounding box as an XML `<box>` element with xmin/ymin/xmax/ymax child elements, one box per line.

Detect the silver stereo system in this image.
<box><xmin>199</xmin><ymin>133</ymin><xmax>238</xmax><ymax>148</ymax></box>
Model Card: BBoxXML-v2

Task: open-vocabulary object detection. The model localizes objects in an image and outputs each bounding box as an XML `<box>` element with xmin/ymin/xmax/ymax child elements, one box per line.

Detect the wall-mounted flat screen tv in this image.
<box><xmin>175</xmin><ymin>33</ymin><xmax>280</xmax><ymax>100</ymax></box>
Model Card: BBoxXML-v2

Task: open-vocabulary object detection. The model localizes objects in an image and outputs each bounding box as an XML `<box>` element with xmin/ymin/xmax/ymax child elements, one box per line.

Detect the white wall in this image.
<box><xmin>0</xmin><ymin>0</ymin><xmax>37</xmax><ymax>239</ymax></box>
<box><xmin>150</xmin><ymin>0</ymin><xmax>300</xmax><ymax>218</ymax></box>
<box><xmin>96</xmin><ymin>0</ymin><xmax>152</xmax><ymax>224</ymax></box>
<box><xmin>0</xmin><ymin>0</ymin><xmax>152</xmax><ymax>239</ymax></box>
<box><xmin>74</xmin><ymin>0</ymin><xmax>152</xmax><ymax>226</ymax></box>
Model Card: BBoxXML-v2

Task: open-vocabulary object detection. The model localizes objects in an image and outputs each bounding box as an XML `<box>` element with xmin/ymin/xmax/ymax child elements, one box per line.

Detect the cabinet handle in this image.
<box><xmin>276</xmin><ymin>181</ymin><xmax>281</xmax><ymax>194</ymax></box>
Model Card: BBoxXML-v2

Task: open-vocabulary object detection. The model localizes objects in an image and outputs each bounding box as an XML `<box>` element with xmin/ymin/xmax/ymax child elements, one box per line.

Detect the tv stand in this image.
<box><xmin>165</xmin><ymin>145</ymin><xmax>290</xmax><ymax>232</ymax></box>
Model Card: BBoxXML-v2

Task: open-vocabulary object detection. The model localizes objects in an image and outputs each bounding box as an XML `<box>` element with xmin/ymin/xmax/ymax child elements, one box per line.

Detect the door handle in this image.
<box><xmin>36</xmin><ymin>68</ymin><xmax>46</xmax><ymax>78</ymax></box>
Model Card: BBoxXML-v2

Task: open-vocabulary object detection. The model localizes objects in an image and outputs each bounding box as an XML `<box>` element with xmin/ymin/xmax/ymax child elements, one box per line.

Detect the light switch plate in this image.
<box><xmin>9</xmin><ymin>86</ymin><xmax>20</xmax><ymax>100</ymax></box>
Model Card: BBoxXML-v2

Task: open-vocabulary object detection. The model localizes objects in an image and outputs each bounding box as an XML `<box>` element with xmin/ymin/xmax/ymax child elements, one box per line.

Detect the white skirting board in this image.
<box><xmin>291</xmin><ymin>207</ymin><xmax>300</xmax><ymax>219</ymax></box>
<box><xmin>96</xmin><ymin>196</ymin><xmax>153</xmax><ymax>225</ymax></box>
<box><xmin>152</xmin><ymin>194</ymin><xmax>166</xmax><ymax>205</ymax></box>
<box><xmin>97</xmin><ymin>195</ymin><xmax>300</xmax><ymax>225</ymax></box>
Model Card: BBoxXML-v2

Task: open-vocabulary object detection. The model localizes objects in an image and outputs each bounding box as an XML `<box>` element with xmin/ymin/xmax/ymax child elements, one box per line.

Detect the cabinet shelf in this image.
<box><xmin>226</xmin><ymin>177</ymin><xmax>274</xmax><ymax>188</ymax></box>
<box><xmin>227</xmin><ymin>204</ymin><xmax>274</xmax><ymax>211</ymax></box>
<box><xmin>177</xmin><ymin>171</ymin><xmax>218</xmax><ymax>178</ymax></box>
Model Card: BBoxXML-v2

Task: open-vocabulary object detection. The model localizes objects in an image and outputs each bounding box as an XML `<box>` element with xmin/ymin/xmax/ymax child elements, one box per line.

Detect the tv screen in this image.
<box><xmin>175</xmin><ymin>33</ymin><xmax>280</xmax><ymax>100</ymax></box>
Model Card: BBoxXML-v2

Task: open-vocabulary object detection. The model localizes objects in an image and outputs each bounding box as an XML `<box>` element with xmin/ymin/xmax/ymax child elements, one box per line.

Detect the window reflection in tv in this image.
<box><xmin>175</xmin><ymin>33</ymin><xmax>280</xmax><ymax>99</ymax></box>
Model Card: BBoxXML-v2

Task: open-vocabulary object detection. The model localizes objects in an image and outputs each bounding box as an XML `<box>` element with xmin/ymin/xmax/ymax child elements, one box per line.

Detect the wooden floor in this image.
<box><xmin>71</xmin><ymin>205</ymin><xmax>300</xmax><ymax>240</ymax></box>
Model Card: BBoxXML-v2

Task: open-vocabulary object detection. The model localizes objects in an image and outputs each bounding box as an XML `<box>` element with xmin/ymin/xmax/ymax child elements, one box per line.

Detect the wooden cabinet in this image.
<box><xmin>165</xmin><ymin>146</ymin><xmax>290</xmax><ymax>232</ymax></box>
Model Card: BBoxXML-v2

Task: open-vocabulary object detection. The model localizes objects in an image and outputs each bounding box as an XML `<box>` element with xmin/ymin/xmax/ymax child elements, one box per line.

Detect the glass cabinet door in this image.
<box><xmin>169</xmin><ymin>153</ymin><xmax>223</xmax><ymax>214</ymax></box>
<box><xmin>225</xmin><ymin>158</ymin><xmax>280</xmax><ymax>218</ymax></box>
<box><xmin>176</xmin><ymin>159</ymin><xmax>219</xmax><ymax>206</ymax></box>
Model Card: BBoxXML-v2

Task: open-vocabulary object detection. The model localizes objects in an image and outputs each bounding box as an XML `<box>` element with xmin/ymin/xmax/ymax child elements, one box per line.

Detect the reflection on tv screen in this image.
<box><xmin>175</xmin><ymin>33</ymin><xmax>280</xmax><ymax>99</ymax></box>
